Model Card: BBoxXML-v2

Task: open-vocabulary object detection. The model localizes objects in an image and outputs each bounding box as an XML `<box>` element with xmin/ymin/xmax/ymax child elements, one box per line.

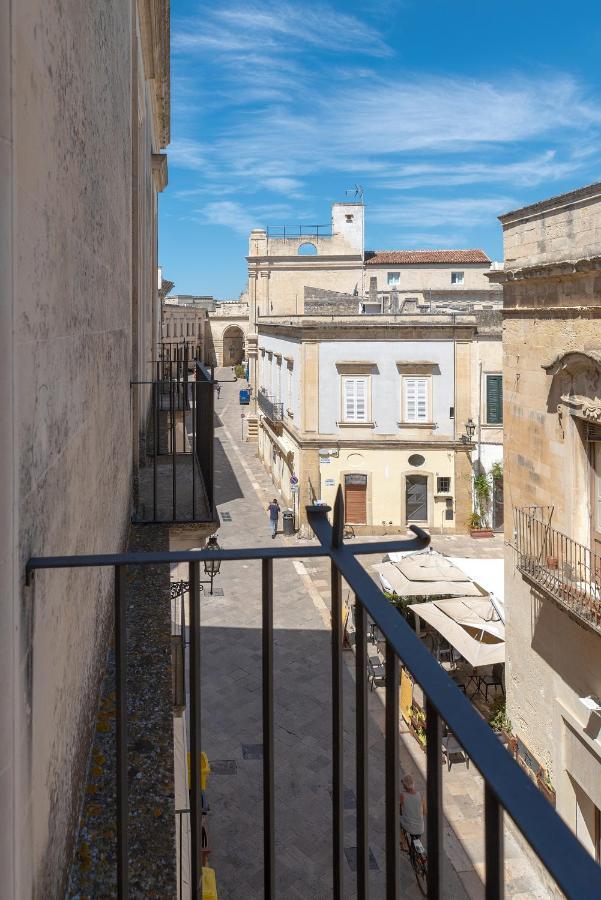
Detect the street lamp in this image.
<box><xmin>204</xmin><ymin>534</ymin><xmax>221</xmax><ymax>595</ymax></box>
<box><xmin>462</xmin><ymin>417</ymin><xmax>476</xmax><ymax>443</ymax></box>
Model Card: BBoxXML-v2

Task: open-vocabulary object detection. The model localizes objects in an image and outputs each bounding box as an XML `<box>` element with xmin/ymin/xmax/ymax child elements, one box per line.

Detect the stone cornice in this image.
<box><xmin>257</xmin><ymin>318</ymin><xmax>476</xmax><ymax>341</ymax></box>
<box><xmin>498</xmin><ymin>181</ymin><xmax>601</xmax><ymax>225</ymax></box>
<box><xmin>138</xmin><ymin>0</ymin><xmax>170</xmax><ymax>148</ymax></box>
<box><xmin>274</xmin><ymin>418</ymin><xmax>466</xmax><ymax>451</ymax></box>
<box><xmin>488</xmin><ymin>256</ymin><xmax>601</xmax><ymax>285</ymax></box>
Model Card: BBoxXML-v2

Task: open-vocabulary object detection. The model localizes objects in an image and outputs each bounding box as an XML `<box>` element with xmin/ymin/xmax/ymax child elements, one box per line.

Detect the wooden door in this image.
<box><xmin>345</xmin><ymin>474</ymin><xmax>367</xmax><ymax>524</ymax></box>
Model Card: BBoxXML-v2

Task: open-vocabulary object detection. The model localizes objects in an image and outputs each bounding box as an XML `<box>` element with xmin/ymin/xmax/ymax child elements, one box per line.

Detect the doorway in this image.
<box><xmin>406</xmin><ymin>474</ymin><xmax>428</xmax><ymax>523</ymax></box>
<box><xmin>344</xmin><ymin>474</ymin><xmax>367</xmax><ymax>524</ymax></box>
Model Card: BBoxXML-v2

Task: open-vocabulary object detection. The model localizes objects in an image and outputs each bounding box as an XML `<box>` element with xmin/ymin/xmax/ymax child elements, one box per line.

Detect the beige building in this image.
<box><xmin>0</xmin><ymin>1</ymin><xmax>170</xmax><ymax>895</ymax></box>
<box><xmin>492</xmin><ymin>181</ymin><xmax>601</xmax><ymax>862</ymax></box>
<box><xmin>256</xmin><ymin>311</ymin><xmax>502</xmax><ymax>535</ymax></box>
<box><xmin>161</xmin><ymin>296</ymin><xmax>250</xmax><ymax>366</ymax></box>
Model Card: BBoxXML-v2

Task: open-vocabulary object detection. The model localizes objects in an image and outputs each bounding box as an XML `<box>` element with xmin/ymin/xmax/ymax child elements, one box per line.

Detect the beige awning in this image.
<box><xmin>408</xmin><ymin>597</ymin><xmax>505</xmax><ymax>668</ymax></box>
<box><xmin>374</xmin><ymin>558</ymin><xmax>481</xmax><ymax>598</ymax></box>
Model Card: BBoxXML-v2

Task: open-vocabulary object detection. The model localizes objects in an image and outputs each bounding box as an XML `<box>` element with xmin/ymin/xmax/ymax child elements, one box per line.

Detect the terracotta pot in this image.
<box><xmin>470</xmin><ymin>528</ymin><xmax>494</xmax><ymax>538</ymax></box>
<box><xmin>545</xmin><ymin>556</ymin><xmax>558</xmax><ymax>569</ymax></box>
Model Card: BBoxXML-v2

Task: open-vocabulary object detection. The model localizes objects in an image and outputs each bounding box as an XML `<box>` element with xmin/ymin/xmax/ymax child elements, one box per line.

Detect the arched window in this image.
<box><xmin>298</xmin><ymin>242</ymin><xmax>317</xmax><ymax>256</ymax></box>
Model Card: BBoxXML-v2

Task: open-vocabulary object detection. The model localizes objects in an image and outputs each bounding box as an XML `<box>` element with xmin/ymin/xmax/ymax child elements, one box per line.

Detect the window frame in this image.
<box><xmin>401</xmin><ymin>374</ymin><xmax>431</xmax><ymax>424</ymax></box>
<box><xmin>485</xmin><ymin>373</ymin><xmax>503</xmax><ymax>425</ymax></box>
<box><xmin>387</xmin><ymin>271</ymin><xmax>400</xmax><ymax>286</ymax></box>
<box><xmin>340</xmin><ymin>375</ymin><xmax>370</xmax><ymax>424</ymax></box>
<box><xmin>451</xmin><ymin>271</ymin><xmax>464</xmax><ymax>285</ymax></box>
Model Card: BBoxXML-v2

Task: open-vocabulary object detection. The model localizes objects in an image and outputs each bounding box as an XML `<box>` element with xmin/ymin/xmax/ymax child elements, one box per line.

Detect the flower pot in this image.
<box><xmin>470</xmin><ymin>528</ymin><xmax>494</xmax><ymax>538</ymax></box>
<box><xmin>536</xmin><ymin>769</ymin><xmax>556</xmax><ymax>807</ymax></box>
<box><xmin>545</xmin><ymin>556</ymin><xmax>558</xmax><ymax>569</ymax></box>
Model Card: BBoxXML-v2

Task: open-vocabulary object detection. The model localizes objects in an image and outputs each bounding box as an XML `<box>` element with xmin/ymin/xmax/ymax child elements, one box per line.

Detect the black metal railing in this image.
<box><xmin>266</xmin><ymin>224</ymin><xmax>332</xmax><ymax>239</ymax></box>
<box><xmin>132</xmin><ymin>359</ymin><xmax>215</xmax><ymax>524</ymax></box>
<box><xmin>514</xmin><ymin>505</ymin><xmax>601</xmax><ymax>635</ymax></box>
<box><xmin>257</xmin><ymin>389</ymin><xmax>284</xmax><ymax>422</ymax></box>
<box><xmin>26</xmin><ymin>491</ymin><xmax>601</xmax><ymax>899</ymax></box>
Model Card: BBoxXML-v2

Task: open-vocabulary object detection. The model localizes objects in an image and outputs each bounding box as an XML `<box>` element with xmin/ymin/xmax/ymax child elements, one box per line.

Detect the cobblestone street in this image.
<box><xmin>188</xmin><ymin>371</ymin><xmax>550</xmax><ymax>900</ymax></box>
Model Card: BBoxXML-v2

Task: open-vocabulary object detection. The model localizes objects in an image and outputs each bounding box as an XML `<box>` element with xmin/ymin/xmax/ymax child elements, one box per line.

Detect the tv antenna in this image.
<box><xmin>345</xmin><ymin>184</ymin><xmax>364</xmax><ymax>202</ymax></box>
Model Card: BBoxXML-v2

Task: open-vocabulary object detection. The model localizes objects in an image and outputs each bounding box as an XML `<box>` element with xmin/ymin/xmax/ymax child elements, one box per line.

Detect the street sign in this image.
<box><xmin>290</xmin><ymin>475</ymin><xmax>299</xmax><ymax>485</ymax></box>
<box><xmin>290</xmin><ymin>484</ymin><xmax>299</xmax><ymax>494</ymax></box>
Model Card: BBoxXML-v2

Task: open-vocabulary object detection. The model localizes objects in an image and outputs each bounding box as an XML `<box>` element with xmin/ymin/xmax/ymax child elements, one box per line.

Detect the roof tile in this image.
<box><xmin>365</xmin><ymin>249</ymin><xmax>490</xmax><ymax>265</ymax></box>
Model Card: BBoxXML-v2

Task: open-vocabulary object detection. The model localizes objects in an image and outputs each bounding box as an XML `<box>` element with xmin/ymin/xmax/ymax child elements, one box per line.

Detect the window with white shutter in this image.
<box><xmin>403</xmin><ymin>376</ymin><xmax>429</xmax><ymax>423</ymax></box>
<box><xmin>342</xmin><ymin>377</ymin><xmax>368</xmax><ymax>422</ymax></box>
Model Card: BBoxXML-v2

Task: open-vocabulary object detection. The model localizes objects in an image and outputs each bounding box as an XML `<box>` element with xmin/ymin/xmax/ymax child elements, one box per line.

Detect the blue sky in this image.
<box><xmin>160</xmin><ymin>0</ymin><xmax>601</xmax><ymax>298</ymax></box>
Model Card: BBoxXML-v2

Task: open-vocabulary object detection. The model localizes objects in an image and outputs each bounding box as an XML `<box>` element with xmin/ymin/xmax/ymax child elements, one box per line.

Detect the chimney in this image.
<box><xmin>369</xmin><ymin>277</ymin><xmax>377</xmax><ymax>304</ymax></box>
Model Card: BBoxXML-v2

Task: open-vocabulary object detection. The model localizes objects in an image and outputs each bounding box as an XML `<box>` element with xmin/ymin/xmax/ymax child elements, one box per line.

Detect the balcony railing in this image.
<box><xmin>257</xmin><ymin>389</ymin><xmax>284</xmax><ymax>423</ymax></box>
<box><xmin>26</xmin><ymin>489</ymin><xmax>601</xmax><ymax>898</ymax></box>
<box><xmin>266</xmin><ymin>224</ymin><xmax>332</xmax><ymax>239</ymax></box>
<box><xmin>514</xmin><ymin>506</ymin><xmax>601</xmax><ymax>635</ymax></box>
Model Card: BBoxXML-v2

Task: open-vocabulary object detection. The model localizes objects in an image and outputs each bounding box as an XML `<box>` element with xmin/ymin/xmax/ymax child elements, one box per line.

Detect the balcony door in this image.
<box><xmin>591</xmin><ymin>440</ymin><xmax>601</xmax><ymax>561</ymax></box>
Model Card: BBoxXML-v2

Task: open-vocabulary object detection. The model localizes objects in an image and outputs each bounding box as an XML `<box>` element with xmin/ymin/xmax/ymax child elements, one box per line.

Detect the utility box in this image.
<box><xmin>282</xmin><ymin>509</ymin><xmax>294</xmax><ymax>535</ymax></box>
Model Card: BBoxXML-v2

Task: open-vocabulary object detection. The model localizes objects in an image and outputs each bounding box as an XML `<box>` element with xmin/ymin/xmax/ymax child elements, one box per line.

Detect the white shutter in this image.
<box><xmin>355</xmin><ymin>378</ymin><xmax>366</xmax><ymax>420</ymax></box>
<box><xmin>343</xmin><ymin>377</ymin><xmax>368</xmax><ymax>422</ymax></box>
<box><xmin>404</xmin><ymin>377</ymin><xmax>428</xmax><ymax>422</ymax></box>
<box><xmin>344</xmin><ymin>379</ymin><xmax>356</xmax><ymax>420</ymax></box>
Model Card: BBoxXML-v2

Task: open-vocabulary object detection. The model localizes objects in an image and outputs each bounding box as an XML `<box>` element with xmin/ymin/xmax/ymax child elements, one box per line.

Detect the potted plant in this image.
<box><xmin>536</xmin><ymin>767</ymin><xmax>556</xmax><ymax>806</ymax></box>
<box><xmin>488</xmin><ymin>697</ymin><xmax>516</xmax><ymax>754</ymax></box>
<box><xmin>467</xmin><ymin>511</ymin><xmax>493</xmax><ymax>538</ymax></box>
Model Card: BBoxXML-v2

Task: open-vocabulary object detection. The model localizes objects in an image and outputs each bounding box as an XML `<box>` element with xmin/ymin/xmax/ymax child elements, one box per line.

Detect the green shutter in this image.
<box><xmin>486</xmin><ymin>375</ymin><xmax>503</xmax><ymax>424</ymax></box>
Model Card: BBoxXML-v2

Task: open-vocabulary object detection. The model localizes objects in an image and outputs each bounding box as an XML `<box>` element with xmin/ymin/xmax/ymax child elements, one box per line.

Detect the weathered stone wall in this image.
<box><xmin>0</xmin><ymin>1</ymin><xmax>168</xmax><ymax>895</ymax></box>
<box><xmin>500</xmin><ymin>181</ymin><xmax>601</xmax><ymax>270</ymax></box>
<box><xmin>500</xmin><ymin>182</ymin><xmax>601</xmax><ymax>855</ymax></box>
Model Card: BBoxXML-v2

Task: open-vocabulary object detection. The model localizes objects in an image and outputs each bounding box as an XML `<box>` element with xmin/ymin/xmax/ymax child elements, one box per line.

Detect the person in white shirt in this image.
<box><xmin>399</xmin><ymin>773</ymin><xmax>426</xmax><ymax>839</ymax></box>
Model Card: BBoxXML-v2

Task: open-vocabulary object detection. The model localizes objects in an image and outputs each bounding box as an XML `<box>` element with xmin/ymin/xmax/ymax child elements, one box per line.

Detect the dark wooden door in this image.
<box><xmin>345</xmin><ymin>474</ymin><xmax>367</xmax><ymax>524</ymax></box>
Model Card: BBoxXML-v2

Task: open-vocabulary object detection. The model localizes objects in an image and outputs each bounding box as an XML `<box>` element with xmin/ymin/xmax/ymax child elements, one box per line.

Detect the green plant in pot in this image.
<box><xmin>489</xmin><ymin>696</ymin><xmax>512</xmax><ymax>734</ymax></box>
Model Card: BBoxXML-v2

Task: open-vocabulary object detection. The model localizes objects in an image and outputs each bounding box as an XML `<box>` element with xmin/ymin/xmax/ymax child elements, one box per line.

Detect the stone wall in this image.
<box><xmin>0</xmin><ymin>1</ymin><xmax>168</xmax><ymax>894</ymax></box>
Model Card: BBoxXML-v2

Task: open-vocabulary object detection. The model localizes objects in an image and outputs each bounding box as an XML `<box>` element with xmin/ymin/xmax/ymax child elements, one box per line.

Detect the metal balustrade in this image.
<box><xmin>514</xmin><ymin>505</ymin><xmax>601</xmax><ymax>635</ymax></box>
<box><xmin>257</xmin><ymin>389</ymin><xmax>284</xmax><ymax>422</ymax></box>
<box><xmin>26</xmin><ymin>490</ymin><xmax>601</xmax><ymax>899</ymax></box>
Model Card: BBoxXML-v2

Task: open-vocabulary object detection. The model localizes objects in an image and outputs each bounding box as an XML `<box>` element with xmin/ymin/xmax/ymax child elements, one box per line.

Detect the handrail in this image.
<box><xmin>26</xmin><ymin>491</ymin><xmax>601</xmax><ymax>898</ymax></box>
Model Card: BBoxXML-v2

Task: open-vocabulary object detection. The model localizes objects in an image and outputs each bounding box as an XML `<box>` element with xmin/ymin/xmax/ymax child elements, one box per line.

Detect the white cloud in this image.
<box><xmin>369</xmin><ymin>197</ymin><xmax>517</xmax><ymax>229</ymax></box>
<box><xmin>174</xmin><ymin>1</ymin><xmax>391</xmax><ymax>58</ymax></box>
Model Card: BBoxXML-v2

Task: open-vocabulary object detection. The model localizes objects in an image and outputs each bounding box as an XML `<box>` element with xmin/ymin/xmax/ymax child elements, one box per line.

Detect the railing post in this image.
<box><xmin>331</xmin><ymin>488</ymin><xmax>344</xmax><ymax>900</ymax></box>
<box><xmin>189</xmin><ymin>562</ymin><xmax>202</xmax><ymax>899</ymax></box>
<box><xmin>262</xmin><ymin>559</ymin><xmax>275</xmax><ymax>900</ymax></box>
<box><xmin>426</xmin><ymin>698</ymin><xmax>442</xmax><ymax>899</ymax></box>
<box><xmin>385</xmin><ymin>645</ymin><xmax>399</xmax><ymax>900</ymax></box>
<box><xmin>355</xmin><ymin>597</ymin><xmax>369</xmax><ymax>900</ymax></box>
<box><xmin>115</xmin><ymin>565</ymin><xmax>129</xmax><ymax>899</ymax></box>
<box><xmin>485</xmin><ymin>784</ymin><xmax>504</xmax><ymax>900</ymax></box>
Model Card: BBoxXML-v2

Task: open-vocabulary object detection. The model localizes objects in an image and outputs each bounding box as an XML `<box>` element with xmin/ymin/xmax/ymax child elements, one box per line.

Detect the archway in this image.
<box><xmin>222</xmin><ymin>325</ymin><xmax>245</xmax><ymax>365</ymax></box>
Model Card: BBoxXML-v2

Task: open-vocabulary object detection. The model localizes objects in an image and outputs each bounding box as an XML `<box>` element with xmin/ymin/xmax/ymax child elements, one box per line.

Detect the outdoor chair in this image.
<box><xmin>442</xmin><ymin>733</ymin><xmax>470</xmax><ymax>772</ymax></box>
<box><xmin>476</xmin><ymin>663</ymin><xmax>505</xmax><ymax>701</ymax></box>
<box><xmin>368</xmin><ymin>655</ymin><xmax>386</xmax><ymax>691</ymax></box>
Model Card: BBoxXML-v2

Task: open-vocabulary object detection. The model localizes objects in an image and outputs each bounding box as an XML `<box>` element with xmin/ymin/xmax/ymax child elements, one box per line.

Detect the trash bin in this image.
<box><xmin>282</xmin><ymin>509</ymin><xmax>294</xmax><ymax>536</ymax></box>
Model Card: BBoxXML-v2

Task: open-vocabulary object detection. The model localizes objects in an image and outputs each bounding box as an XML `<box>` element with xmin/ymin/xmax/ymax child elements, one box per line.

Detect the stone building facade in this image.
<box><xmin>161</xmin><ymin>297</ymin><xmax>250</xmax><ymax>366</ymax></box>
<box><xmin>0</xmin><ymin>1</ymin><xmax>169</xmax><ymax>895</ymax></box>
<box><xmin>492</xmin><ymin>182</ymin><xmax>601</xmax><ymax>863</ymax></box>
<box><xmin>256</xmin><ymin>312</ymin><xmax>502</xmax><ymax>535</ymax></box>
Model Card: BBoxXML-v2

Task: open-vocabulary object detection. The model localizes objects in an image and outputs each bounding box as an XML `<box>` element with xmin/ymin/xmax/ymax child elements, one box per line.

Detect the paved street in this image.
<box><xmin>183</xmin><ymin>371</ymin><xmax>549</xmax><ymax>900</ymax></box>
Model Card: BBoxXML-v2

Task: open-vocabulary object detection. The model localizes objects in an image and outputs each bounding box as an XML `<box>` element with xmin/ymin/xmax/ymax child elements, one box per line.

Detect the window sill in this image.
<box><xmin>337</xmin><ymin>421</ymin><xmax>376</xmax><ymax>429</ymax></box>
<box><xmin>397</xmin><ymin>421</ymin><xmax>436</xmax><ymax>429</ymax></box>
<box><xmin>482</xmin><ymin>422</ymin><xmax>503</xmax><ymax>429</ymax></box>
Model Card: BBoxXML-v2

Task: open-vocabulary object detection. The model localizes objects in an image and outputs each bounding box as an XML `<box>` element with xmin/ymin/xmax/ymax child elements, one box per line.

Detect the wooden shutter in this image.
<box><xmin>345</xmin><ymin>475</ymin><xmax>367</xmax><ymax>524</ymax></box>
<box><xmin>486</xmin><ymin>375</ymin><xmax>503</xmax><ymax>424</ymax></box>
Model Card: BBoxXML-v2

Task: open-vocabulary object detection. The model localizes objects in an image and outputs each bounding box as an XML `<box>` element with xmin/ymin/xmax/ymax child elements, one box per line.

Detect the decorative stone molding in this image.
<box><xmin>151</xmin><ymin>153</ymin><xmax>168</xmax><ymax>192</ymax></box>
<box><xmin>542</xmin><ymin>350</ymin><xmax>601</xmax><ymax>377</ymax></box>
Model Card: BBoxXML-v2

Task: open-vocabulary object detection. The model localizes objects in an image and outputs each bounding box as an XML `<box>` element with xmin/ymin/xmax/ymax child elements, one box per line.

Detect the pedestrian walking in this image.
<box><xmin>267</xmin><ymin>498</ymin><xmax>280</xmax><ymax>539</ymax></box>
<box><xmin>216</xmin><ymin>383</ymin><xmax>221</xmax><ymax>399</ymax></box>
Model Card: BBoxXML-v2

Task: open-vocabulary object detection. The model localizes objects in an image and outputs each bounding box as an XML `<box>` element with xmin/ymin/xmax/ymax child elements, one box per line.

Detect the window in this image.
<box><xmin>342</xmin><ymin>377</ymin><xmax>368</xmax><ymax>422</ymax></box>
<box><xmin>437</xmin><ymin>476</ymin><xmax>451</xmax><ymax>493</ymax></box>
<box><xmin>403</xmin><ymin>376</ymin><xmax>429</xmax><ymax>423</ymax></box>
<box><xmin>486</xmin><ymin>374</ymin><xmax>503</xmax><ymax>424</ymax></box>
<box><xmin>387</xmin><ymin>272</ymin><xmax>400</xmax><ymax>285</ymax></box>
<box><xmin>345</xmin><ymin>214</ymin><xmax>354</xmax><ymax>223</ymax></box>
<box><xmin>451</xmin><ymin>271</ymin><xmax>464</xmax><ymax>284</ymax></box>
<box><xmin>298</xmin><ymin>242</ymin><xmax>317</xmax><ymax>256</ymax></box>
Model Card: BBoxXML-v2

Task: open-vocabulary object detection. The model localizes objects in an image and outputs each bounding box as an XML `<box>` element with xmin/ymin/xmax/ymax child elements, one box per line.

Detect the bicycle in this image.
<box><xmin>400</xmin><ymin>824</ymin><xmax>428</xmax><ymax>896</ymax></box>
